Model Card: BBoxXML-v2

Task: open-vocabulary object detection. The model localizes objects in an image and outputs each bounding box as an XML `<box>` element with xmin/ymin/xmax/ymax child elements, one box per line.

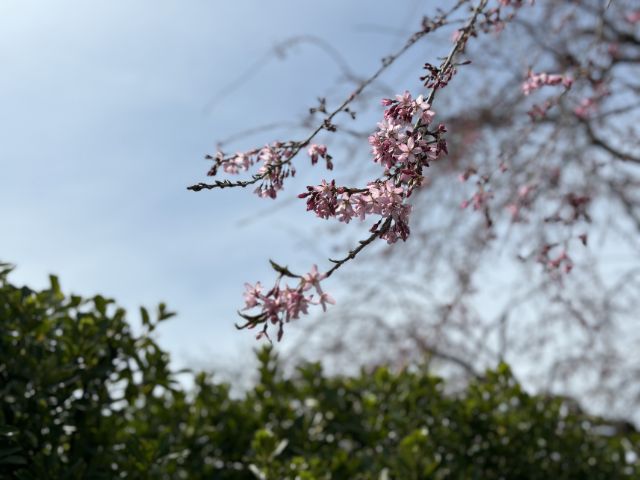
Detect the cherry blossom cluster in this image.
<box><xmin>457</xmin><ymin>166</ymin><xmax>498</xmax><ymax>213</ymax></box>
<box><xmin>574</xmin><ymin>81</ymin><xmax>609</xmax><ymax>119</ymax></box>
<box><xmin>238</xmin><ymin>264</ymin><xmax>334</xmax><ymax>341</ymax></box>
<box><xmin>476</xmin><ymin>0</ymin><xmax>534</xmax><ymax>35</ymax></box>
<box><xmin>520</xmin><ymin>71</ymin><xmax>574</xmax><ymax>119</ymax></box>
<box><xmin>300</xmin><ymin>92</ymin><xmax>447</xmax><ymax>244</ymax></box>
<box><xmin>538</xmin><ymin>245</ymin><xmax>574</xmax><ymax>275</ymax></box>
<box><xmin>299</xmin><ymin>180</ymin><xmax>412</xmax><ymax>243</ymax></box>
<box><xmin>207</xmin><ymin>142</ymin><xmax>285</xmax><ymax>176</ymax></box>
<box><xmin>202</xmin><ymin>141</ymin><xmax>332</xmax><ymax>199</ymax></box>
<box><xmin>461</xmin><ymin>187</ymin><xmax>494</xmax><ymax>211</ymax></box>
<box><xmin>421</xmin><ymin>62</ymin><xmax>458</xmax><ymax>90</ymax></box>
<box><xmin>371</xmin><ymin>92</ymin><xmax>445</xmax><ymax>170</ymax></box>
<box><xmin>527</xmin><ymin>100</ymin><xmax>555</xmax><ymax>121</ymax></box>
<box><xmin>574</xmin><ymin>98</ymin><xmax>597</xmax><ymax>119</ymax></box>
<box><xmin>535</xmin><ymin>235</ymin><xmax>588</xmax><ymax>279</ymax></box>
<box><xmin>521</xmin><ymin>71</ymin><xmax>574</xmax><ymax>96</ymax></box>
<box><xmin>307</xmin><ymin>143</ymin><xmax>333</xmax><ymax>170</ymax></box>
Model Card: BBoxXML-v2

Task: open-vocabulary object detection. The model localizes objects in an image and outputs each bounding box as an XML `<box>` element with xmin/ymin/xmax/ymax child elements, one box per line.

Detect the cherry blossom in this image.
<box><xmin>238</xmin><ymin>264</ymin><xmax>333</xmax><ymax>341</ymax></box>
<box><xmin>307</xmin><ymin>144</ymin><xmax>333</xmax><ymax>170</ymax></box>
<box><xmin>625</xmin><ymin>10</ymin><xmax>640</xmax><ymax>24</ymax></box>
<box><xmin>538</xmin><ymin>246</ymin><xmax>573</xmax><ymax>275</ymax></box>
<box><xmin>522</xmin><ymin>71</ymin><xmax>573</xmax><ymax>96</ymax></box>
<box><xmin>461</xmin><ymin>189</ymin><xmax>493</xmax><ymax>211</ymax></box>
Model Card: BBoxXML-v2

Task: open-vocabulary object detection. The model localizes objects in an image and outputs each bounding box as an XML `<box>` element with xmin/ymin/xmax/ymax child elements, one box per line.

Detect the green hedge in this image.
<box><xmin>1</xmin><ymin>263</ymin><xmax>638</xmax><ymax>479</ymax></box>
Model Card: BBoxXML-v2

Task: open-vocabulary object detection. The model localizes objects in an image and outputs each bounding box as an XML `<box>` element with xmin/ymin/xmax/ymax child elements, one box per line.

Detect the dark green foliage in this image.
<box><xmin>1</xmin><ymin>263</ymin><xmax>638</xmax><ymax>479</ymax></box>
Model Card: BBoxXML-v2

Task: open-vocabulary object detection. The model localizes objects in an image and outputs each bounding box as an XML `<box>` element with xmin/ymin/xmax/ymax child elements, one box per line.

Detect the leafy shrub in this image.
<box><xmin>1</xmin><ymin>263</ymin><xmax>638</xmax><ymax>479</ymax></box>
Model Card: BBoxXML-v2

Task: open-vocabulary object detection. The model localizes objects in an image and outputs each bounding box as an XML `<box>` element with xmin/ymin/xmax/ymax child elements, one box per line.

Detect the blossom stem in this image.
<box><xmin>325</xmin><ymin>218</ymin><xmax>393</xmax><ymax>277</ymax></box>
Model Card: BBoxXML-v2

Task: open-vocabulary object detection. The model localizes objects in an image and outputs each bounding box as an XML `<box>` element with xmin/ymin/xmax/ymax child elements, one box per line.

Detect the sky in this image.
<box><xmin>0</xmin><ymin>0</ymin><xmax>429</xmax><ymax>370</ymax></box>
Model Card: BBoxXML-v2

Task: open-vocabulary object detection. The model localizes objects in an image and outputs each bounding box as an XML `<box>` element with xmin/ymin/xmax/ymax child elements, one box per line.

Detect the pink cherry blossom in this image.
<box><xmin>461</xmin><ymin>189</ymin><xmax>493</xmax><ymax>211</ymax></box>
<box><xmin>302</xmin><ymin>264</ymin><xmax>326</xmax><ymax>291</ymax></box>
<box><xmin>239</xmin><ymin>264</ymin><xmax>333</xmax><ymax>341</ymax></box>
<box><xmin>243</xmin><ymin>282</ymin><xmax>263</xmax><ymax>310</ymax></box>
<box><xmin>307</xmin><ymin>144</ymin><xmax>332</xmax><ymax>169</ymax></box>
<box><xmin>625</xmin><ymin>10</ymin><xmax>640</xmax><ymax>24</ymax></box>
<box><xmin>522</xmin><ymin>71</ymin><xmax>573</xmax><ymax>96</ymax></box>
<box><xmin>574</xmin><ymin>98</ymin><xmax>597</xmax><ymax>119</ymax></box>
<box><xmin>318</xmin><ymin>292</ymin><xmax>336</xmax><ymax>312</ymax></box>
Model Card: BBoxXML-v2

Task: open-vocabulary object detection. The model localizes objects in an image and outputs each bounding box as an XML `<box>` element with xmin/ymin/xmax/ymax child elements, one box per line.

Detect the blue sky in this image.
<box><xmin>0</xmin><ymin>0</ymin><xmax>429</xmax><ymax>368</ymax></box>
